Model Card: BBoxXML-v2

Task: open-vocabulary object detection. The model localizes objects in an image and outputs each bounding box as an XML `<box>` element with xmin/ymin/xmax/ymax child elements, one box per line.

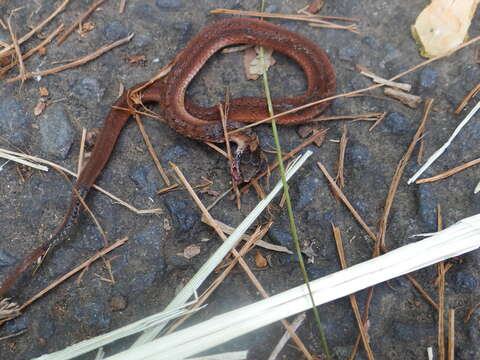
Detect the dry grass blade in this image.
<box><xmin>416</xmin><ymin>158</ymin><xmax>480</xmax><ymax>184</ymax></box>
<box><xmin>228</xmin><ymin>34</ymin><xmax>480</xmax><ymax>136</ymax></box>
<box><xmin>6</xmin><ymin>12</ymin><xmax>26</xmax><ymax>83</ymax></box>
<box><xmin>0</xmin><ymin>24</ymin><xmax>64</xmax><ymax>77</ymax></box>
<box><xmin>336</xmin><ymin>124</ymin><xmax>348</xmax><ymax>188</ymax></box>
<box><xmin>6</xmin><ymin>34</ymin><xmax>134</xmax><ymax>83</ymax></box>
<box><xmin>0</xmin><ymin>147</ymin><xmax>162</xmax><ymax>215</ymax></box>
<box><xmin>357</xmin><ymin>65</ymin><xmax>412</xmax><ymax>91</ymax></box>
<box><xmin>0</xmin><ymin>0</ymin><xmax>70</xmax><ymax>59</ymax></box>
<box><xmin>377</xmin><ymin>99</ymin><xmax>434</xmax><ymax>250</ymax></box>
<box><xmin>0</xmin><ymin>329</ymin><xmax>27</xmax><ymax>341</ymax></box>
<box><xmin>437</xmin><ymin>205</ymin><xmax>446</xmax><ymax>360</ymax></box>
<box><xmin>119</xmin><ymin>0</ymin><xmax>126</xmax><ymax>13</ymax></box>
<box><xmin>455</xmin><ymin>82</ymin><xmax>480</xmax><ymax>114</ymax></box>
<box><xmin>267</xmin><ymin>313</ymin><xmax>307</xmax><ymax>360</ymax></box>
<box><xmin>56</xmin><ymin>0</ymin><xmax>106</xmax><ymax>46</ymax></box>
<box><xmin>78</xmin><ymin>128</ymin><xmax>87</xmax><ymax>173</ymax></box>
<box><xmin>0</xmin><ymin>298</ymin><xmax>20</xmax><ymax>320</ymax></box>
<box><xmin>332</xmin><ymin>224</ymin><xmax>374</xmax><ymax>360</ymax></box>
<box><xmin>311</xmin><ymin>112</ymin><xmax>385</xmax><ymax>123</ymax></box>
<box><xmin>164</xmin><ymin>163</ymin><xmax>313</xmax><ymax>360</ymax></box>
<box><xmin>133</xmin><ymin>113</ymin><xmax>170</xmax><ymax>186</ymax></box>
<box><xmin>448</xmin><ymin>309</ymin><xmax>455</xmax><ymax>360</ymax></box>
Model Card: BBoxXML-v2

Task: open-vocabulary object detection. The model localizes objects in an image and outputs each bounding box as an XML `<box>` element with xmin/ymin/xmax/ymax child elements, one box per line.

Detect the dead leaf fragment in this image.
<box><xmin>255</xmin><ymin>251</ymin><xmax>268</xmax><ymax>268</ymax></box>
<box><xmin>128</xmin><ymin>55</ymin><xmax>146</xmax><ymax>64</ymax></box>
<box><xmin>412</xmin><ymin>0</ymin><xmax>479</xmax><ymax>58</ymax></box>
<box><xmin>182</xmin><ymin>244</ymin><xmax>201</xmax><ymax>259</ymax></box>
<box><xmin>39</xmin><ymin>87</ymin><xmax>49</xmax><ymax>97</ymax></box>
<box><xmin>81</xmin><ymin>21</ymin><xmax>95</xmax><ymax>33</ymax></box>
<box><xmin>33</xmin><ymin>99</ymin><xmax>47</xmax><ymax>116</ymax></box>
<box><xmin>243</xmin><ymin>46</ymin><xmax>276</xmax><ymax>80</ymax></box>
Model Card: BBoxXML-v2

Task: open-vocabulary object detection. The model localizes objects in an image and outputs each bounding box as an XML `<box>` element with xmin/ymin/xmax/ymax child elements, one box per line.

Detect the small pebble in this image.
<box><xmin>110</xmin><ymin>295</ymin><xmax>128</xmax><ymax>311</ymax></box>
<box><xmin>39</xmin><ymin>105</ymin><xmax>74</xmax><ymax>159</ymax></box>
<box><xmin>0</xmin><ymin>97</ymin><xmax>31</xmax><ymax>145</ymax></box>
<box><xmin>418</xmin><ymin>67</ymin><xmax>438</xmax><ymax>90</ymax></box>
<box><xmin>0</xmin><ymin>249</ymin><xmax>17</xmax><ymax>267</ymax></box>
<box><xmin>383</xmin><ymin>112</ymin><xmax>410</xmax><ymax>136</ymax></box>
<box><xmin>345</xmin><ymin>141</ymin><xmax>370</xmax><ymax>168</ymax></box>
<box><xmin>294</xmin><ymin>175</ymin><xmax>322</xmax><ymax>211</ymax></box>
<box><xmin>164</xmin><ymin>194</ymin><xmax>198</xmax><ymax>233</ymax></box>
<box><xmin>455</xmin><ymin>271</ymin><xmax>478</xmax><ymax>292</ymax></box>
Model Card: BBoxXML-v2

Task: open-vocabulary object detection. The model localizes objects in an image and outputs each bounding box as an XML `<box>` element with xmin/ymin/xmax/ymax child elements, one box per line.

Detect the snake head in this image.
<box><xmin>230</xmin><ymin>132</ymin><xmax>265</xmax><ymax>184</ymax></box>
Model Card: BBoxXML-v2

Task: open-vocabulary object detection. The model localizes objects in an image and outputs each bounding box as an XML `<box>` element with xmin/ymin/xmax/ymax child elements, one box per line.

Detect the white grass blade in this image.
<box><xmin>104</xmin><ymin>214</ymin><xmax>480</xmax><ymax>360</ymax></box>
<box><xmin>133</xmin><ymin>151</ymin><xmax>313</xmax><ymax>346</ymax></box>
<box><xmin>187</xmin><ymin>351</ymin><xmax>248</xmax><ymax>360</ymax></box>
<box><xmin>0</xmin><ymin>149</ymin><xmax>49</xmax><ymax>171</ymax></box>
<box><xmin>33</xmin><ymin>303</ymin><xmax>201</xmax><ymax>360</ymax></box>
<box><xmin>408</xmin><ymin>100</ymin><xmax>480</xmax><ymax>184</ymax></box>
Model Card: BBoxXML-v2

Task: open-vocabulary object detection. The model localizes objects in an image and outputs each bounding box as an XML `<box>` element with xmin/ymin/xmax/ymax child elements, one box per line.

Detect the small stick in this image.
<box><xmin>204</xmin><ymin>142</ymin><xmax>229</xmax><ymax>159</ymax></box>
<box><xmin>404</xmin><ymin>274</ymin><xmax>439</xmax><ymax>310</ymax></box>
<box><xmin>133</xmin><ymin>113</ymin><xmax>170</xmax><ymax>185</ymax></box>
<box><xmin>170</xmin><ymin>163</ymin><xmax>314</xmax><ymax>360</ymax></box>
<box><xmin>448</xmin><ymin>309</ymin><xmax>455</xmax><ymax>360</ymax></box>
<box><xmin>0</xmin><ymin>19</ymin><xmax>7</xmax><ymax>30</ymax></box>
<box><xmin>229</xmin><ymin>34</ymin><xmax>480</xmax><ymax>136</ymax></box>
<box><xmin>416</xmin><ymin>158</ymin><xmax>480</xmax><ymax>184</ymax></box>
<box><xmin>6</xmin><ymin>13</ymin><xmax>26</xmax><ymax>83</ymax></box>
<box><xmin>454</xmin><ymin>82</ymin><xmax>480</xmax><ymax>114</ymax></box>
<box><xmin>78</xmin><ymin>128</ymin><xmax>87</xmax><ymax>173</ymax></box>
<box><xmin>332</xmin><ymin>224</ymin><xmax>375</xmax><ymax>360</ymax></box>
<box><xmin>0</xmin><ymin>0</ymin><xmax>70</xmax><ymax>58</ymax></box>
<box><xmin>119</xmin><ymin>0</ymin><xmax>126</xmax><ymax>13</ymax></box>
<box><xmin>0</xmin><ymin>329</ymin><xmax>27</xmax><ymax>341</ymax></box>
<box><xmin>437</xmin><ymin>205</ymin><xmax>446</xmax><ymax>360</ymax></box>
<box><xmin>6</xmin><ymin>34</ymin><xmax>134</xmax><ymax>83</ymax></box>
<box><xmin>206</xmin><ymin>187</ymin><xmax>233</xmax><ymax>211</ymax></box>
<box><xmin>383</xmin><ymin>87</ymin><xmax>423</xmax><ymax>109</ymax></box>
<box><xmin>56</xmin><ymin>0</ymin><xmax>106</xmax><ymax>46</ymax></box>
<box><xmin>336</xmin><ymin>124</ymin><xmax>348</xmax><ymax>188</ymax></box>
<box><xmin>308</xmin><ymin>22</ymin><xmax>359</xmax><ymax>34</ymax></box>
<box><xmin>267</xmin><ymin>313</ymin><xmax>307</xmax><ymax>360</ymax></box>
<box><xmin>357</xmin><ymin>65</ymin><xmax>412</xmax><ymax>92</ymax></box>
<box><xmin>0</xmin><ymin>24</ymin><xmax>64</xmax><ymax>77</ymax></box>
<box><xmin>378</xmin><ymin>99</ymin><xmax>433</xmax><ymax>249</ymax></box>
<box><xmin>464</xmin><ymin>302</ymin><xmax>480</xmax><ymax>323</ymax></box>
<box><xmin>18</xmin><ymin>237</ymin><xmax>127</xmax><ymax>312</ymax></box>
<box><xmin>311</xmin><ymin>112</ymin><xmax>385</xmax><ymax>123</ymax></box>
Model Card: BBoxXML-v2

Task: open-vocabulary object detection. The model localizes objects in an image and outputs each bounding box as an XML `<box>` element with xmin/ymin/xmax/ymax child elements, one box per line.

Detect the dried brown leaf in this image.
<box><xmin>255</xmin><ymin>251</ymin><xmax>268</xmax><ymax>268</ymax></box>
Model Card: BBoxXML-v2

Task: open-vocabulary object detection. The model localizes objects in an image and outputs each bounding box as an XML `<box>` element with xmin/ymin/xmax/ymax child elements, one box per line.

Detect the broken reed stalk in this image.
<box><xmin>259</xmin><ymin>35</ymin><xmax>327</xmax><ymax>358</ymax></box>
<box><xmin>133</xmin><ymin>113</ymin><xmax>170</xmax><ymax>186</ymax></box>
<box><xmin>416</xmin><ymin>158</ymin><xmax>480</xmax><ymax>184</ymax></box>
<box><xmin>228</xmin><ymin>34</ymin><xmax>480</xmax><ymax>136</ymax></box>
<box><xmin>357</xmin><ymin>65</ymin><xmax>412</xmax><ymax>91</ymax></box>
<box><xmin>6</xmin><ymin>34</ymin><xmax>134</xmax><ymax>83</ymax></box>
<box><xmin>78</xmin><ymin>128</ymin><xmax>87</xmax><ymax>173</ymax></box>
<box><xmin>0</xmin><ymin>0</ymin><xmax>70</xmax><ymax>59</ymax></box>
<box><xmin>56</xmin><ymin>0</ymin><xmax>107</xmax><ymax>45</ymax></box>
<box><xmin>377</xmin><ymin>99</ymin><xmax>434</xmax><ymax>250</ymax></box>
<box><xmin>455</xmin><ymin>82</ymin><xmax>480</xmax><ymax>114</ymax></box>
<box><xmin>332</xmin><ymin>224</ymin><xmax>375</xmax><ymax>360</ymax></box>
<box><xmin>312</xmin><ymin>112</ymin><xmax>385</xmax><ymax>122</ymax></box>
<box><xmin>119</xmin><ymin>0</ymin><xmax>126</xmax><ymax>13</ymax></box>
<box><xmin>0</xmin><ymin>147</ymin><xmax>162</xmax><ymax>215</ymax></box>
<box><xmin>267</xmin><ymin>313</ymin><xmax>307</xmax><ymax>360</ymax></box>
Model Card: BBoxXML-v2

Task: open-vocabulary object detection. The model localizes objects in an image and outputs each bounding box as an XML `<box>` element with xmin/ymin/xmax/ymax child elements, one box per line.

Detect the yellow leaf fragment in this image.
<box><xmin>243</xmin><ymin>45</ymin><xmax>276</xmax><ymax>80</ymax></box>
<box><xmin>412</xmin><ymin>0</ymin><xmax>479</xmax><ymax>58</ymax></box>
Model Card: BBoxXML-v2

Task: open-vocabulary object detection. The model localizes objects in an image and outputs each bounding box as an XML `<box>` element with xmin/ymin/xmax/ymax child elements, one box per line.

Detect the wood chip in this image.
<box><xmin>182</xmin><ymin>244</ymin><xmax>201</xmax><ymax>259</ymax></box>
<box><xmin>39</xmin><ymin>87</ymin><xmax>49</xmax><ymax>97</ymax></box>
<box><xmin>255</xmin><ymin>251</ymin><xmax>268</xmax><ymax>268</ymax></box>
<box><xmin>128</xmin><ymin>55</ymin><xmax>146</xmax><ymax>64</ymax></box>
<box><xmin>384</xmin><ymin>87</ymin><xmax>423</xmax><ymax>108</ymax></box>
<box><xmin>306</xmin><ymin>0</ymin><xmax>325</xmax><ymax>14</ymax></box>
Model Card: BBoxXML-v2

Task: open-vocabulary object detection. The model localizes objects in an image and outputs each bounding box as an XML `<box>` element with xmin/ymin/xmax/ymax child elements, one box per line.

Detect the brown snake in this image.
<box><xmin>0</xmin><ymin>17</ymin><xmax>335</xmax><ymax>298</ymax></box>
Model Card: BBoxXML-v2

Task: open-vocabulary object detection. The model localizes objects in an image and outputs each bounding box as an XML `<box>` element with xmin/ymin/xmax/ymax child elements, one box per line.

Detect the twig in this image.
<box><xmin>6</xmin><ymin>12</ymin><xmax>26</xmax><ymax>83</ymax></box>
<box><xmin>228</xmin><ymin>34</ymin><xmax>480</xmax><ymax>136</ymax></box>
<box><xmin>437</xmin><ymin>205</ymin><xmax>445</xmax><ymax>360</ymax></box>
<box><xmin>336</xmin><ymin>124</ymin><xmax>348</xmax><ymax>188</ymax></box>
<box><xmin>409</xmin><ymin>100</ymin><xmax>480</xmax><ymax>184</ymax></box>
<box><xmin>0</xmin><ymin>0</ymin><xmax>70</xmax><ymax>58</ymax></box>
<box><xmin>119</xmin><ymin>0</ymin><xmax>126</xmax><ymax>13</ymax></box>
<box><xmin>267</xmin><ymin>313</ymin><xmax>307</xmax><ymax>360</ymax></box>
<box><xmin>18</xmin><ymin>237</ymin><xmax>127</xmax><ymax>312</ymax></box>
<box><xmin>0</xmin><ymin>24</ymin><xmax>64</xmax><ymax>77</ymax></box>
<box><xmin>78</xmin><ymin>128</ymin><xmax>87</xmax><ymax>173</ymax></box>
<box><xmin>56</xmin><ymin>0</ymin><xmax>106</xmax><ymax>46</ymax></box>
<box><xmin>357</xmin><ymin>65</ymin><xmax>412</xmax><ymax>92</ymax></box>
<box><xmin>0</xmin><ymin>19</ymin><xmax>7</xmax><ymax>31</ymax></box>
<box><xmin>416</xmin><ymin>158</ymin><xmax>480</xmax><ymax>184</ymax></box>
<box><xmin>311</xmin><ymin>112</ymin><xmax>385</xmax><ymax>123</ymax></box>
<box><xmin>6</xmin><ymin>34</ymin><xmax>134</xmax><ymax>83</ymax></box>
<box><xmin>0</xmin><ymin>329</ymin><xmax>27</xmax><ymax>341</ymax></box>
<box><xmin>332</xmin><ymin>224</ymin><xmax>375</xmax><ymax>360</ymax></box>
<box><xmin>448</xmin><ymin>309</ymin><xmax>455</xmax><ymax>360</ymax></box>
<box><xmin>384</xmin><ymin>87</ymin><xmax>423</xmax><ymax>109</ymax></box>
<box><xmin>133</xmin><ymin>113</ymin><xmax>170</xmax><ymax>185</ymax></box>
<box><xmin>378</xmin><ymin>99</ymin><xmax>433</xmax><ymax>249</ymax></box>
<box><xmin>168</xmin><ymin>163</ymin><xmax>314</xmax><ymax>360</ymax></box>
<box><xmin>454</xmin><ymin>82</ymin><xmax>480</xmax><ymax>114</ymax></box>
<box><xmin>464</xmin><ymin>302</ymin><xmax>480</xmax><ymax>323</ymax></box>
